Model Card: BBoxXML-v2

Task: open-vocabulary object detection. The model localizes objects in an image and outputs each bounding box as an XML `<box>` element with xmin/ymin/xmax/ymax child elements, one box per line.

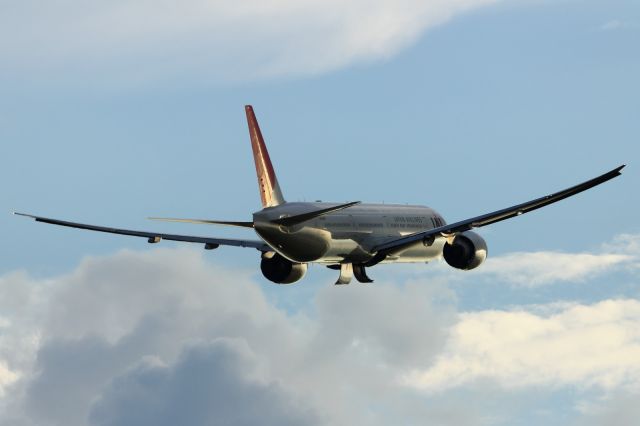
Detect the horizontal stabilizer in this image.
<box><xmin>272</xmin><ymin>201</ymin><xmax>360</xmax><ymax>227</ymax></box>
<box><xmin>148</xmin><ymin>217</ymin><xmax>254</xmax><ymax>228</ymax></box>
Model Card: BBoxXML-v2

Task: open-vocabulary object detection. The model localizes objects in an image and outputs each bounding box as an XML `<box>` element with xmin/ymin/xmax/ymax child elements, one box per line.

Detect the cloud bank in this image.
<box><xmin>460</xmin><ymin>232</ymin><xmax>640</xmax><ymax>287</ymax></box>
<box><xmin>403</xmin><ymin>299</ymin><xmax>640</xmax><ymax>391</ymax></box>
<box><xmin>0</xmin><ymin>0</ymin><xmax>502</xmax><ymax>84</ymax></box>
<box><xmin>0</xmin><ymin>248</ymin><xmax>455</xmax><ymax>425</ymax></box>
<box><xmin>1</xmin><ymin>235</ymin><xmax>639</xmax><ymax>425</ymax></box>
<box><xmin>90</xmin><ymin>339</ymin><xmax>320</xmax><ymax>426</ymax></box>
<box><xmin>478</xmin><ymin>252</ymin><xmax>632</xmax><ymax>286</ymax></box>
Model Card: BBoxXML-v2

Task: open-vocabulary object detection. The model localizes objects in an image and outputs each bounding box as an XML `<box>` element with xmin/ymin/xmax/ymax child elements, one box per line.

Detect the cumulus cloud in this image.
<box><xmin>472</xmin><ymin>233</ymin><xmax>640</xmax><ymax>287</ymax></box>
<box><xmin>0</xmin><ymin>248</ymin><xmax>454</xmax><ymax>425</ymax></box>
<box><xmin>402</xmin><ymin>299</ymin><xmax>640</xmax><ymax>392</ymax></box>
<box><xmin>478</xmin><ymin>252</ymin><xmax>631</xmax><ymax>287</ymax></box>
<box><xmin>578</xmin><ymin>391</ymin><xmax>640</xmax><ymax>426</ymax></box>
<box><xmin>90</xmin><ymin>339</ymin><xmax>320</xmax><ymax>426</ymax></box>
<box><xmin>1</xmin><ymin>240</ymin><xmax>639</xmax><ymax>425</ymax></box>
<box><xmin>0</xmin><ymin>362</ymin><xmax>18</xmax><ymax>398</ymax></box>
<box><xmin>0</xmin><ymin>0</ymin><xmax>503</xmax><ymax>84</ymax></box>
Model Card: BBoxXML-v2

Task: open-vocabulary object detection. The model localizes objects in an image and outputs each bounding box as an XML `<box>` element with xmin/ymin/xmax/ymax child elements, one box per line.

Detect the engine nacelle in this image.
<box><xmin>442</xmin><ymin>231</ymin><xmax>488</xmax><ymax>270</ymax></box>
<box><xmin>260</xmin><ymin>253</ymin><xmax>308</xmax><ymax>284</ymax></box>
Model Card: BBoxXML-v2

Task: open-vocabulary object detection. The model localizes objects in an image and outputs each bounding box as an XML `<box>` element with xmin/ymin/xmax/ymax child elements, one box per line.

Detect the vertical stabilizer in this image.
<box><xmin>245</xmin><ymin>105</ymin><xmax>285</xmax><ymax>208</ymax></box>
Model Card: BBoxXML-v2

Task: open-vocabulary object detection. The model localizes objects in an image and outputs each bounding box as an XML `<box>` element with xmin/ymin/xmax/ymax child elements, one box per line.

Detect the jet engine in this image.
<box><xmin>260</xmin><ymin>253</ymin><xmax>308</xmax><ymax>284</ymax></box>
<box><xmin>442</xmin><ymin>231</ymin><xmax>487</xmax><ymax>270</ymax></box>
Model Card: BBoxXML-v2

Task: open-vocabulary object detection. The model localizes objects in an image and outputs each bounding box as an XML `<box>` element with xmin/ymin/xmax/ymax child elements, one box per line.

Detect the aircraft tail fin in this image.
<box><xmin>245</xmin><ymin>105</ymin><xmax>285</xmax><ymax>208</ymax></box>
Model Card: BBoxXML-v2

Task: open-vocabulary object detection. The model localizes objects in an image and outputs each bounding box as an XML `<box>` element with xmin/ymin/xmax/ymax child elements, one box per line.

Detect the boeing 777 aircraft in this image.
<box><xmin>16</xmin><ymin>106</ymin><xmax>624</xmax><ymax>284</ymax></box>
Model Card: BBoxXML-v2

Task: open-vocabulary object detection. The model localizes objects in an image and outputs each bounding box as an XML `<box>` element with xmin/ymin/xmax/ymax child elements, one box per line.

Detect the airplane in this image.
<box><xmin>16</xmin><ymin>105</ymin><xmax>624</xmax><ymax>285</ymax></box>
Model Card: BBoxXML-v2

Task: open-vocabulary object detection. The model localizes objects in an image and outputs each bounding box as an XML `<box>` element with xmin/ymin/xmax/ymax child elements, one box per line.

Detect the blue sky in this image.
<box><xmin>1</xmin><ymin>1</ymin><xmax>639</xmax><ymax>425</ymax></box>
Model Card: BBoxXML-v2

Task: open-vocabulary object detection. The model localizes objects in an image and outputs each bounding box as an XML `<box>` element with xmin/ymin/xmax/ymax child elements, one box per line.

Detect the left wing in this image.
<box><xmin>14</xmin><ymin>213</ymin><xmax>270</xmax><ymax>251</ymax></box>
<box><xmin>372</xmin><ymin>164</ymin><xmax>625</xmax><ymax>256</ymax></box>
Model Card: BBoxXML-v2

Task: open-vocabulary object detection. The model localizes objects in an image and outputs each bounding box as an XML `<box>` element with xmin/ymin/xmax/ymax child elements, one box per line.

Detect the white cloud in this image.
<box><xmin>1</xmin><ymin>240</ymin><xmax>639</xmax><ymax>425</ymax></box>
<box><xmin>479</xmin><ymin>252</ymin><xmax>632</xmax><ymax>287</ymax></box>
<box><xmin>472</xmin><ymin>233</ymin><xmax>640</xmax><ymax>287</ymax></box>
<box><xmin>602</xmin><ymin>233</ymin><xmax>640</xmax><ymax>265</ymax></box>
<box><xmin>0</xmin><ymin>362</ymin><xmax>18</xmax><ymax>398</ymax></box>
<box><xmin>577</xmin><ymin>391</ymin><xmax>640</xmax><ymax>426</ymax></box>
<box><xmin>599</xmin><ymin>20</ymin><xmax>636</xmax><ymax>31</ymax></box>
<box><xmin>90</xmin><ymin>339</ymin><xmax>322</xmax><ymax>426</ymax></box>
<box><xmin>0</xmin><ymin>248</ymin><xmax>454</xmax><ymax>425</ymax></box>
<box><xmin>402</xmin><ymin>299</ymin><xmax>640</xmax><ymax>392</ymax></box>
<box><xmin>0</xmin><ymin>0</ymin><xmax>503</xmax><ymax>84</ymax></box>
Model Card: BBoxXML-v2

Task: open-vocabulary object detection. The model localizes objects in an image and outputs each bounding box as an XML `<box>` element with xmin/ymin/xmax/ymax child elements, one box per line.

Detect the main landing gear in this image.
<box><xmin>328</xmin><ymin>263</ymin><xmax>374</xmax><ymax>285</ymax></box>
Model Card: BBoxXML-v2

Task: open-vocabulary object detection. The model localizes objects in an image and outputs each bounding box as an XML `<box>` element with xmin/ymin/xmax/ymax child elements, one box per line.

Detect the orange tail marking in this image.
<box><xmin>245</xmin><ymin>105</ymin><xmax>285</xmax><ymax>208</ymax></box>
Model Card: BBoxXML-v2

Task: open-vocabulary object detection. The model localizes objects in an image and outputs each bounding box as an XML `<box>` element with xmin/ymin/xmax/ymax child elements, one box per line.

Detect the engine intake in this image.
<box><xmin>442</xmin><ymin>231</ymin><xmax>487</xmax><ymax>270</ymax></box>
<box><xmin>260</xmin><ymin>253</ymin><xmax>307</xmax><ymax>284</ymax></box>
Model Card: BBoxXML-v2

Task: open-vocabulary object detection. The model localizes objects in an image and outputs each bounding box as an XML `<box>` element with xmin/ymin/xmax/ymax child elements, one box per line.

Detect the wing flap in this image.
<box><xmin>14</xmin><ymin>213</ymin><xmax>269</xmax><ymax>251</ymax></box>
<box><xmin>373</xmin><ymin>165</ymin><xmax>625</xmax><ymax>254</ymax></box>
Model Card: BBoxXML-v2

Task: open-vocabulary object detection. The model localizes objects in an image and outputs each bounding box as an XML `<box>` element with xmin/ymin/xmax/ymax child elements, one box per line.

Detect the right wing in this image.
<box><xmin>372</xmin><ymin>164</ymin><xmax>625</xmax><ymax>256</ymax></box>
<box><xmin>14</xmin><ymin>213</ymin><xmax>270</xmax><ymax>251</ymax></box>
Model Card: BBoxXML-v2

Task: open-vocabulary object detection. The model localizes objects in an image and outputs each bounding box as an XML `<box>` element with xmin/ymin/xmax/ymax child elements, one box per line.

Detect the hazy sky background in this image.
<box><xmin>1</xmin><ymin>0</ymin><xmax>639</xmax><ymax>425</ymax></box>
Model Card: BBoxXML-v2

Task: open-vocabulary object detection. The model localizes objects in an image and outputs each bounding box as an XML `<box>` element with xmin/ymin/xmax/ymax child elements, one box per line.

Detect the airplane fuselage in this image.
<box><xmin>253</xmin><ymin>202</ymin><xmax>447</xmax><ymax>264</ymax></box>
